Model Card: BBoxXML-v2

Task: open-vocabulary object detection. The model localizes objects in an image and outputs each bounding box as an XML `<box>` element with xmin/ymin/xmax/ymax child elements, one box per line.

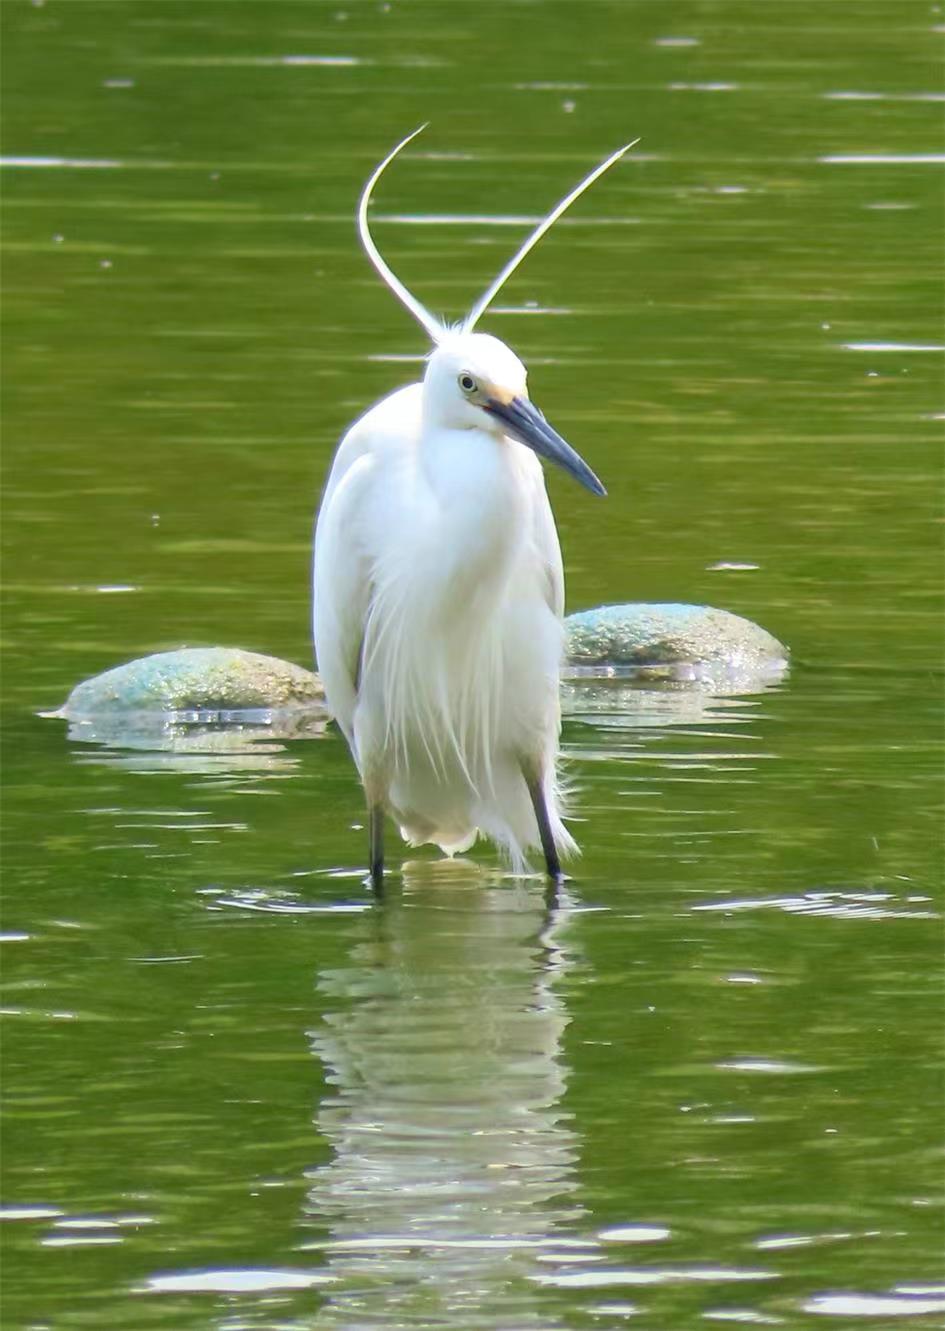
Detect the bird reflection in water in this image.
<box><xmin>301</xmin><ymin>863</ymin><xmax>587</xmax><ymax>1328</ymax></box>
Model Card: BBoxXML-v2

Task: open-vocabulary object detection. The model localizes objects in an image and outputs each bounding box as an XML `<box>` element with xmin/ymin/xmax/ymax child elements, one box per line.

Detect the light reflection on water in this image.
<box><xmin>60</xmin><ymin>707</ymin><xmax>329</xmax><ymax>775</ymax></box>
<box><xmin>292</xmin><ymin>873</ymin><xmax>800</xmax><ymax>1327</ymax></box>
<box><xmin>301</xmin><ymin>874</ymin><xmax>587</xmax><ymax>1327</ymax></box>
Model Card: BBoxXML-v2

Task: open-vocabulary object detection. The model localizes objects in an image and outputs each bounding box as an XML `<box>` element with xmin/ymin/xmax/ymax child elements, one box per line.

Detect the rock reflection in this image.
<box><xmin>61</xmin><ymin>706</ymin><xmax>327</xmax><ymax>775</ymax></box>
<box><xmin>302</xmin><ymin>864</ymin><xmax>585</xmax><ymax>1328</ymax></box>
<box><xmin>562</xmin><ymin>669</ymin><xmax>785</xmax><ymax>728</ymax></box>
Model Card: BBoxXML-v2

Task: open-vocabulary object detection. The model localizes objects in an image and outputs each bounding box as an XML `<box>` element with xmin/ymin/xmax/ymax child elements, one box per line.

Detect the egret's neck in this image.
<box><xmin>417</xmin><ymin>409</ymin><xmax>528</xmax><ymax>609</ymax></box>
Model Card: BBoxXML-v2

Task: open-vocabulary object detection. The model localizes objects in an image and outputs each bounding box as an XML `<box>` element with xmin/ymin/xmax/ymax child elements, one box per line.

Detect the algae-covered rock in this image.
<box><xmin>564</xmin><ymin>603</ymin><xmax>788</xmax><ymax>679</ymax></box>
<box><xmin>54</xmin><ymin>647</ymin><xmax>324</xmax><ymax>719</ymax></box>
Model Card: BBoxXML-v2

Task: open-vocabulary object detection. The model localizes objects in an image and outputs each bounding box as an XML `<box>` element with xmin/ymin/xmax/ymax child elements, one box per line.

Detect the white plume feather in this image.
<box><xmin>358</xmin><ymin>125</ymin><xmax>445</xmax><ymax>344</ymax></box>
<box><xmin>463</xmin><ymin>139</ymin><xmax>640</xmax><ymax>332</ymax></box>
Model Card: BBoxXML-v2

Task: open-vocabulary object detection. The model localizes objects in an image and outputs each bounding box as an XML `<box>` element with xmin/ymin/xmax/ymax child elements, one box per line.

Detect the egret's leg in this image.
<box><xmin>526</xmin><ymin>777</ymin><xmax>562</xmax><ymax>882</ymax></box>
<box><xmin>543</xmin><ymin>874</ymin><xmax>561</xmax><ymax>914</ymax></box>
<box><xmin>369</xmin><ymin>805</ymin><xmax>385</xmax><ymax>892</ymax></box>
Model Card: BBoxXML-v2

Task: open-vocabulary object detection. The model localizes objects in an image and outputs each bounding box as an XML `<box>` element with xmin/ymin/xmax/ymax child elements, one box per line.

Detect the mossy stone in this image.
<box><xmin>56</xmin><ymin>647</ymin><xmax>323</xmax><ymax>718</ymax></box>
<box><xmin>564</xmin><ymin>603</ymin><xmax>787</xmax><ymax>672</ymax></box>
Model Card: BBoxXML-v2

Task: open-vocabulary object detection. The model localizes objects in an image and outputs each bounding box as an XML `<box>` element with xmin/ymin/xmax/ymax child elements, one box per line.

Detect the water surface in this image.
<box><xmin>2</xmin><ymin>1</ymin><xmax>942</xmax><ymax>1327</ymax></box>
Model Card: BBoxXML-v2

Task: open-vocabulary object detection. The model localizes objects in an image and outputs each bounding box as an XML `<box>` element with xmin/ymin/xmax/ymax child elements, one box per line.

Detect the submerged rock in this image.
<box><xmin>564</xmin><ymin>603</ymin><xmax>788</xmax><ymax>682</ymax></box>
<box><xmin>53</xmin><ymin>647</ymin><xmax>324</xmax><ymax>719</ymax></box>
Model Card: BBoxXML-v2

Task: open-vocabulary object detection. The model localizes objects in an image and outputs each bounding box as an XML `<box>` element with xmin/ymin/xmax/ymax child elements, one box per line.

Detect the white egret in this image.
<box><xmin>313</xmin><ymin>128</ymin><xmax>636</xmax><ymax>888</ymax></box>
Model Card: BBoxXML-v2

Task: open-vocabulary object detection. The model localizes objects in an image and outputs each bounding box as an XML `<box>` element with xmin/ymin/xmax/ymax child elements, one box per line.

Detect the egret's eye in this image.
<box><xmin>458</xmin><ymin>373</ymin><xmax>477</xmax><ymax>394</ymax></box>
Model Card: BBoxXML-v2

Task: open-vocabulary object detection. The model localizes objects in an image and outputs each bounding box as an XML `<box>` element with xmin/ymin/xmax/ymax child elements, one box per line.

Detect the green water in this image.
<box><xmin>2</xmin><ymin>1</ymin><xmax>943</xmax><ymax>1327</ymax></box>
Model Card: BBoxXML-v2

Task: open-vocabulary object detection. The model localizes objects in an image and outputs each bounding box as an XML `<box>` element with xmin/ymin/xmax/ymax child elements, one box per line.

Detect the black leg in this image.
<box><xmin>369</xmin><ymin>804</ymin><xmax>385</xmax><ymax>893</ymax></box>
<box><xmin>543</xmin><ymin>874</ymin><xmax>561</xmax><ymax>913</ymax></box>
<box><xmin>526</xmin><ymin>776</ymin><xmax>562</xmax><ymax>882</ymax></box>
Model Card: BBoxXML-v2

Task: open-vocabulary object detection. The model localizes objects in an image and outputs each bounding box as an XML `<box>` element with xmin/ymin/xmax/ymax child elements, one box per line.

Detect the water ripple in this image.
<box><xmin>533</xmin><ymin>1265</ymin><xmax>777</xmax><ymax>1287</ymax></box>
<box><xmin>802</xmin><ymin>1290</ymin><xmax>945</xmax><ymax>1317</ymax></box>
<box><xmin>143</xmin><ymin>1267</ymin><xmax>336</xmax><ymax>1293</ymax></box>
<box><xmin>820</xmin><ymin>153</ymin><xmax>945</xmax><ymax>165</ymax></box>
<box><xmin>693</xmin><ymin>890</ymin><xmax>938</xmax><ymax>920</ymax></box>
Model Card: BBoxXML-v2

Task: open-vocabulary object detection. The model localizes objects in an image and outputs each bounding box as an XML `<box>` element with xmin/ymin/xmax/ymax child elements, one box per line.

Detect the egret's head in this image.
<box><xmin>424</xmin><ymin>332</ymin><xmax>526</xmax><ymax>427</ymax></box>
<box><xmin>423</xmin><ymin>331</ymin><xmax>605</xmax><ymax>496</ymax></box>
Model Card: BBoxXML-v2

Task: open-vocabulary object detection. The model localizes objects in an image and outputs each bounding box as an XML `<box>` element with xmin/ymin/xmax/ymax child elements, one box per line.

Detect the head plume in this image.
<box><xmin>463</xmin><ymin>138</ymin><xmax>640</xmax><ymax>332</ymax></box>
<box><xmin>357</xmin><ymin>125</ymin><xmax>446</xmax><ymax>345</ymax></box>
<box><xmin>358</xmin><ymin>129</ymin><xmax>640</xmax><ymax>344</ymax></box>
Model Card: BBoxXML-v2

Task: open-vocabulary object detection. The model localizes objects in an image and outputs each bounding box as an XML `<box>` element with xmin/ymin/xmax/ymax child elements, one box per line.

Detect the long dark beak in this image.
<box><xmin>484</xmin><ymin>395</ymin><xmax>606</xmax><ymax>497</ymax></box>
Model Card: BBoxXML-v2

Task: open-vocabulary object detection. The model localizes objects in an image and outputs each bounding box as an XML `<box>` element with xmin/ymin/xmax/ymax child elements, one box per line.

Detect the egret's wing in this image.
<box><xmin>530</xmin><ymin>477</ymin><xmax>566</xmax><ymax>620</ymax></box>
<box><xmin>319</xmin><ymin>382</ymin><xmax>420</xmax><ymax>511</ymax></box>
<box><xmin>312</xmin><ymin>383</ymin><xmax>423</xmax><ymax>742</ymax></box>
<box><xmin>312</xmin><ymin>455</ymin><xmax>374</xmax><ymax>743</ymax></box>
